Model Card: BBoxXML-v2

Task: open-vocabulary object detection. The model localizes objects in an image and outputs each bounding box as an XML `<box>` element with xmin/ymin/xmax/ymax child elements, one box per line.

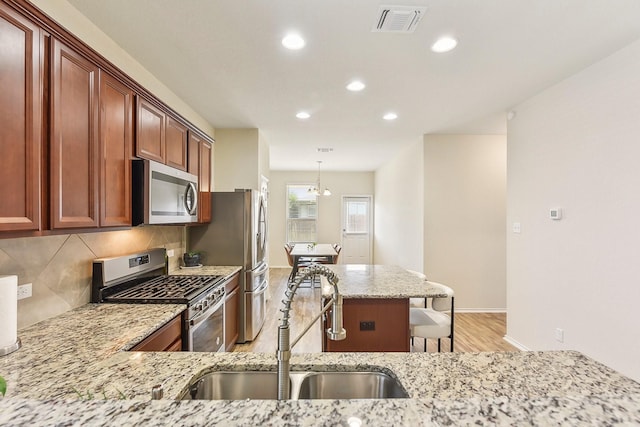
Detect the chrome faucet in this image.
<box><xmin>276</xmin><ymin>264</ymin><xmax>346</xmax><ymax>400</ymax></box>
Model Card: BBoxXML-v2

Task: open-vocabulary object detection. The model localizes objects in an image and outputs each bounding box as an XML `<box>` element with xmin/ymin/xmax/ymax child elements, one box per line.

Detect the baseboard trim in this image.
<box><xmin>455</xmin><ymin>308</ymin><xmax>506</xmax><ymax>313</ymax></box>
<box><xmin>503</xmin><ymin>335</ymin><xmax>530</xmax><ymax>351</ymax></box>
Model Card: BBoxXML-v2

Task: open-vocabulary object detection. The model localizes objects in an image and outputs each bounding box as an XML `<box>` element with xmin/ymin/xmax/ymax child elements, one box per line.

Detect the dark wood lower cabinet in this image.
<box><xmin>224</xmin><ymin>273</ymin><xmax>240</xmax><ymax>351</ymax></box>
<box><xmin>323</xmin><ymin>298</ymin><xmax>410</xmax><ymax>352</ymax></box>
<box><xmin>131</xmin><ymin>314</ymin><xmax>182</xmax><ymax>352</ymax></box>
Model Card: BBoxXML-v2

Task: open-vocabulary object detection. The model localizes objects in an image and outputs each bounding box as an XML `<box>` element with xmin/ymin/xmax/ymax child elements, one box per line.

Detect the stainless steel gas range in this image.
<box><xmin>91</xmin><ymin>248</ymin><xmax>226</xmax><ymax>352</ymax></box>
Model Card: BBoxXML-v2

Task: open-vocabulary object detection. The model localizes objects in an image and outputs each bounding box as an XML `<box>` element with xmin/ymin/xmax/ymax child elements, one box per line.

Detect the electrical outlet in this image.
<box><xmin>555</xmin><ymin>328</ymin><xmax>564</xmax><ymax>343</ymax></box>
<box><xmin>166</xmin><ymin>249</ymin><xmax>175</xmax><ymax>257</ymax></box>
<box><xmin>360</xmin><ymin>321</ymin><xmax>375</xmax><ymax>331</ymax></box>
<box><xmin>17</xmin><ymin>283</ymin><xmax>32</xmax><ymax>300</ymax></box>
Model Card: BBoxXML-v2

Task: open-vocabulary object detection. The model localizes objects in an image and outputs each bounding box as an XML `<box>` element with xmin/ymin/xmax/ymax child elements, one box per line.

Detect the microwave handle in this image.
<box><xmin>185</xmin><ymin>182</ymin><xmax>198</xmax><ymax>215</ymax></box>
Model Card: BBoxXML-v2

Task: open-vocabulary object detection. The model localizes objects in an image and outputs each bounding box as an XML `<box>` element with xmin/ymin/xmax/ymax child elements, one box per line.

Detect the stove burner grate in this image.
<box><xmin>105</xmin><ymin>275</ymin><xmax>224</xmax><ymax>302</ymax></box>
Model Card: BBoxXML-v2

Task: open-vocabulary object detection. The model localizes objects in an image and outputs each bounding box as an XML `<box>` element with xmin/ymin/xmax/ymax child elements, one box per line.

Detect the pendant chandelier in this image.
<box><xmin>308</xmin><ymin>160</ymin><xmax>331</xmax><ymax>196</ymax></box>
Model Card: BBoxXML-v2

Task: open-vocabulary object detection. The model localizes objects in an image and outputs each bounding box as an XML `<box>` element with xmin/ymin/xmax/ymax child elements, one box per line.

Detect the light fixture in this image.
<box><xmin>383</xmin><ymin>112</ymin><xmax>398</xmax><ymax>120</ymax></box>
<box><xmin>296</xmin><ymin>111</ymin><xmax>311</xmax><ymax>119</ymax></box>
<box><xmin>308</xmin><ymin>160</ymin><xmax>331</xmax><ymax>196</ymax></box>
<box><xmin>346</xmin><ymin>80</ymin><xmax>366</xmax><ymax>92</ymax></box>
<box><xmin>282</xmin><ymin>33</ymin><xmax>305</xmax><ymax>50</ymax></box>
<box><xmin>431</xmin><ymin>36</ymin><xmax>457</xmax><ymax>53</ymax></box>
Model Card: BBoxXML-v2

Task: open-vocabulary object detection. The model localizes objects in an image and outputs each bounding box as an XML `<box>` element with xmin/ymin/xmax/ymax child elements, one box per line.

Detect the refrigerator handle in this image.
<box><xmin>253</xmin><ymin>262</ymin><xmax>269</xmax><ymax>276</ymax></box>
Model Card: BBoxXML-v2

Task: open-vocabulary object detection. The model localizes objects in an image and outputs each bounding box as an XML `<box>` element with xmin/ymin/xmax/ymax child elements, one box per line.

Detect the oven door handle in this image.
<box><xmin>189</xmin><ymin>299</ymin><xmax>223</xmax><ymax>327</ymax></box>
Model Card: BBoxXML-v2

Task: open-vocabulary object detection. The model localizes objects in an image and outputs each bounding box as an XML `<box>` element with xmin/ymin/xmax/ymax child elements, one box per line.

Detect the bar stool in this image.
<box><xmin>409</xmin><ymin>282</ymin><xmax>454</xmax><ymax>352</ymax></box>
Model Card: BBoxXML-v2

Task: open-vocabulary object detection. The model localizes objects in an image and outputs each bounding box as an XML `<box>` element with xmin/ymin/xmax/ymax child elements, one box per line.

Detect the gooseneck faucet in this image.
<box><xmin>277</xmin><ymin>264</ymin><xmax>347</xmax><ymax>400</ymax></box>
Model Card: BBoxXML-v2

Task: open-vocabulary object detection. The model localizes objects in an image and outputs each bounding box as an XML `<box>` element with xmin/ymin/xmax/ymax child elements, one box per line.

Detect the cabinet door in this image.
<box><xmin>165</xmin><ymin>116</ymin><xmax>188</xmax><ymax>171</ymax></box>
<box><xmin>187</xmin><ymin>131</ymin><xmax>200</xmax><ymax>176</ymax></box>
<box><xmin>199</xmin><ymin>139</ymin><xmax>212</xmax><ymax>223</ymax></box>
<box><xmin>99</xmin><ymin>71</ymin><xmax>133</xmax><ymax>227</ymax></box>
<box><xmin>50</xmin><ymin>38</ymin><xmax>99</xmax><ymax>229</ymax></box>
<box><xmin>136</xmin><ymin>97</ymin><xmax>165</xmax><ymax>163</ymax></box>
<box><xmin>0</xmin><ymin>5</ymin><xmax>42</xmax><ymax>232</ymax></box>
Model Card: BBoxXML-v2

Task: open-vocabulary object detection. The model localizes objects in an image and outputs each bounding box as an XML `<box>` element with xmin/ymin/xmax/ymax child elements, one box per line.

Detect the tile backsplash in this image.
<box><xmin>0</xmin><ymin>226</ymin><xmax>186</xmax><ymax>329</ymax></box>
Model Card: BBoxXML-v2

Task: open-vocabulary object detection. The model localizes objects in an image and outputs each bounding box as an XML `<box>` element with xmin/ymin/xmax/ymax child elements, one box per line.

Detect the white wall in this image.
<box><xmin>214</xmin><ymin>129</ymin><xmax>260</xmax><ymax>191</ymax></box>
<box><xmin>423</xmin><ymin>135</ymin><xmax>507</xmax><ymax>311</ymax></box>
<box><xmin>213</xmin><ymin>128</ymin><xmax>270</xmax><ymax>192</ymax></box>
<box><xmin>268</xmin><ymin>170</ymin><xmax>374</xmax><ymax>267</ymax></box>
<box><xmin>33</xmin><ymin>0</ymin><xmax>214</xmax><ymax>137</ymax></box>
<box><xmin>373</xmin><ymin>141</ymin><xmax>424</xmax><ymax>272</ymax></box>
<box><xmin>507</xmin><ymin>39</ymin><xmax>640</xmax><ymax>381</ymax></box>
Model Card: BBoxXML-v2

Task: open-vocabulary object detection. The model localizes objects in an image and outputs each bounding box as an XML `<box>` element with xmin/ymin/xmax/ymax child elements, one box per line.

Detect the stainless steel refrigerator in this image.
<box><xmin>188</xmin><ymin>189</ymin><xmax>268</xmax><ymax>343</ymax></box>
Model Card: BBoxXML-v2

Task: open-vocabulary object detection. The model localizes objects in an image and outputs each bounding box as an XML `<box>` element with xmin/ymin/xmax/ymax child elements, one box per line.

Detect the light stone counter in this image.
<box><xmin>169</xmin><ymin>265</ymin><xmax>241</xmax><ymax>278</ymax></box>
<box><xmin>322</xmin><ymin>264</ymin><xmax>448</xmax><ymax>299</ymax></box>
<box><xmin>1</xmin><ymin>293</ymin><xmax>640</xmax><ymax>425</ymax></box>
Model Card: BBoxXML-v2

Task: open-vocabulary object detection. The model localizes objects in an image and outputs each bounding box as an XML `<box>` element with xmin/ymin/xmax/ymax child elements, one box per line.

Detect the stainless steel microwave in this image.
<box><xmin>132</xmin><ymin>159</ymin><xmax>198</xmax><ymax>225</ymax></box>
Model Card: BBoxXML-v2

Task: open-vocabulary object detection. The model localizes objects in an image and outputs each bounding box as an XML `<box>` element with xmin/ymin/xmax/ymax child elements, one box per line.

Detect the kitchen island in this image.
<box><xmin>1</xmin><ymin>273</ymin><xmax>640</xmax><ymax>425</ymax></box>
<box><xmin>319</xmin><ymin>264</ymin><xmax>446</xmax><ymax>352</ymax></box>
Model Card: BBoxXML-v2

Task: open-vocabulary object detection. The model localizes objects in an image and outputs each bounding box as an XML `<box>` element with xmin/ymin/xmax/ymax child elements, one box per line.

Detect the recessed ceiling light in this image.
<box><xmin>346</xmin><ymin>80</ymin><xmax>366</xmax><ymax>92</ymax></box>
<box><xmin>296</xmin><ymin>111</ymin><xmax>310</xmax><ymax>119</ymax></box>
<box><xmin>383</xmin><ymin>112</ymin><xmax>398</xmax><ymax>121</ymax></box>
<box><xmin>282</xmin><ymin>33</ymin><xmax>305</xmax><ymax>50</ymax></box>
<box><xmin>431</xmin><ymin>36</ymin><xmax>457</xmax><ymax>53</ymax></box>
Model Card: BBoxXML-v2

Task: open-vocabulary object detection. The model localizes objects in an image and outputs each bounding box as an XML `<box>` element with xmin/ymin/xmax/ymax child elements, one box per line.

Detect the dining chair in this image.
<box><xmin>284</xmin><ymin>244</ymin><xmax>315</xmax><ymax>286</ymax></box>
<box><xmin>409</xmin><ymin>282</ymin><xmax>454</xmax><ymax>352</ymax></box>
<box><xmin>332</xmin><ymin>244</ymin><xmax>342</xmax><ymax>264</ymax></box>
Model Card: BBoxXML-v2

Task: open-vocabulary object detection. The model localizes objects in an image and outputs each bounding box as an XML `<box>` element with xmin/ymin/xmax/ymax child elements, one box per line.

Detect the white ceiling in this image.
<box><xmin>66</xmin><ymin>0</ymin><xmax>640</xmax><ymax>171</ymax></box>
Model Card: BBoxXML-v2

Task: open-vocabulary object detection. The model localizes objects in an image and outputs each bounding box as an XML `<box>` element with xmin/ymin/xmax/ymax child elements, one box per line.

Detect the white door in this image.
<box><xmin>341</xmin><ymin>196</ymin><xmax>373</xmax><ymax>264</ymax></box>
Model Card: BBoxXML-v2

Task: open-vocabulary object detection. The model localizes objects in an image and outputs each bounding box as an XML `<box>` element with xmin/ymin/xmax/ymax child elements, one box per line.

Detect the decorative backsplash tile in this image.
<box><xmin>0</xmin><ymin>226</ymin><xmax>185</xmax><ymax>329</ymax></box>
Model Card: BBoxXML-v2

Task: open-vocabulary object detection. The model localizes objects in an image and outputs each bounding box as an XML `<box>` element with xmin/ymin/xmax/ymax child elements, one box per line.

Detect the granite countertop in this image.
<box><xmin>169</xmin><ymin>265</ymin><xmax>242</xmax><ymax>278</ymax></box>
<box><xmin>2</xmin><ymin>282</ymin><xmax>640</xmax><ymax>425</ymax></box>
<box><xmin>321</xmin><ymin>264</ymin><xmax>448</xmax><ymax>299</ymax></box>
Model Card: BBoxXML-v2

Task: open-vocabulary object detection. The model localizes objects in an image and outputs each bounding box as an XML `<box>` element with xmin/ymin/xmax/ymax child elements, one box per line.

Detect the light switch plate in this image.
<box><xmin>512</xmin><ymin>222</ymin><xmax>521</xmax><ymax>233</ymax></box>
<box><xmin>166</xmin><ymin>249</ymin><xmax>175</xmax><ymax>257</ymax></box>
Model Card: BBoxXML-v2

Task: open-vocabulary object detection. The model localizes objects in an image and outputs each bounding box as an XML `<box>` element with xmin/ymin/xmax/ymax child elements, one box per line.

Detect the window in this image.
<box><xmin>344</xmin><ymin>198</ymin><xmax>369</xmax><ymax>233</ymax></box>
<box><xmin>287</xmin><ymin>184</ymin><xmax>317</xmax><ymax>243</ymax></box>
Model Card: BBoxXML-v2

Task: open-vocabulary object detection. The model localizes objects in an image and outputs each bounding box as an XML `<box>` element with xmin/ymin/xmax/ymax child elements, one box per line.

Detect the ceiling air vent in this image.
<box><xmin>372</xmin><ymin>5</ymin><xmax>427</xmax><ymax>33</ymax></box>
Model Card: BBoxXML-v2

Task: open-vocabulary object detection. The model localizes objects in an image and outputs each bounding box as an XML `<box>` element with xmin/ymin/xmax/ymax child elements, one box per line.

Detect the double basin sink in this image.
<box><xmin>180</xmin><ymin>368</ymin><xmax>408</xmax><ymax>400</ymax></box>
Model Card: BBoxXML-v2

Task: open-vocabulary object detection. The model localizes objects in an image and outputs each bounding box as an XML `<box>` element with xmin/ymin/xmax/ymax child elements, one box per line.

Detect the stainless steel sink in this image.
<box><xmin>181</xmin><ymin>371</ymin><xmax>281</xmax><ymax>400</ymax></box>
<box><xmin>180</xmin><ymin>369</ymin><xmax>408</xmax><ymax>400</ymax></box>
<box><xmin>297</xmin><ymin>371</ymin><xmax>408</xmax><ymax>399</ymax></box>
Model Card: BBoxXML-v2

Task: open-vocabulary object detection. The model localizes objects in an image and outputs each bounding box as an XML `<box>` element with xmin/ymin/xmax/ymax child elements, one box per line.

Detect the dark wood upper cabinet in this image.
<box><xmin>187</xmin><ymin>131</ymin><xmax>200</xmax><ymax>176</ymax></box>
<box><xmin>99</xmin><ymin>71</ymin><xmax>133</xmax><ymax>227</ymax></box>
<box><xmin>136</xmin><ymin>97</ymin><xmax>165</xmax><ymax>163</ymax></box>
<box><xmin>136</xmin><ymin>97</ymin><xmax>189</xmax><ymax>171</ymax></box>
<box><xmin>199</xmin><ymin>139</ymin><xmax>212</xmax><ymax>223</ymax></box>
<box><xmin>0</xmin><ymin>4</ymin><xmax>42</xmax><ymax>232</ymax></box>
<box><xmin>50</xmin><ymin>38</ymin><xmax>99</xmax><ymax>229</ymax></box>
<box><xmin>187</xmin><ymin>131</ymin><xmax>212</xmax><ymax>224</ymax></box>
<box><xmin>0</xmin><ymin>1</ymin><xmax>214</xmax><ymax>237</ymax></box>
<box><xmin>165</xmin><ymin>116</ymin><xmax>188</xmax><ymax>171</ymax></box>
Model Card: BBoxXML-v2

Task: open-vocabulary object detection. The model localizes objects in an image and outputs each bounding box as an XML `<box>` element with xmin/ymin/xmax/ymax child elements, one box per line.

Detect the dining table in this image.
<box><xmin>289</xmin><ymin>243</ymin><xmax>339</xmax><ymax>280</ymax></box>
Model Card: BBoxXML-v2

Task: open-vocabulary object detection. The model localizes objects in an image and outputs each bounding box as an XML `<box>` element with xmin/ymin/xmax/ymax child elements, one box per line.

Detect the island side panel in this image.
<box><xmin>323</xmin><ymin>298</ymin><xmax>410</xmax><ymax>352</ymax></box>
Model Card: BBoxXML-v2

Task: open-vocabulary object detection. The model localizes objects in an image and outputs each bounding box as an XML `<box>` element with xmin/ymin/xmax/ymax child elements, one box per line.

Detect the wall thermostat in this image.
<box><xmin>550</xmin><ymin>208</ymin><xmax>562</xmax><ymax>220</ymax></box>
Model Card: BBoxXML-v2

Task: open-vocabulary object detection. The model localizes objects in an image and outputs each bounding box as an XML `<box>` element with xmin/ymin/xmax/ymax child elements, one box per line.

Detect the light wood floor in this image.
<box><xmin>234</xmin><ymin>268</ymin><xmax>518</xmax><ymax>354</ymax></box>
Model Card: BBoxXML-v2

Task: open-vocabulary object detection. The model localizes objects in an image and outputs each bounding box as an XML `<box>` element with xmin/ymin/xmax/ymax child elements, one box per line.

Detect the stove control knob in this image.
<box><xmin>194</xmin><ymin>303</ymin><xmax>202</xmax><ymax>312</ymax></box>
<box><xmin>202</xmin><ymin>299</ymin><xmax>209</xmax><ymax>308</ymax></box>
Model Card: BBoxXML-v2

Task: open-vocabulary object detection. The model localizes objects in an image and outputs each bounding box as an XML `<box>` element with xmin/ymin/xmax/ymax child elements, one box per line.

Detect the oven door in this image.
<box><xmin>187</xmin><ymin>298</ymin><xmax>225</xmax><ymax>352</ymax></box>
